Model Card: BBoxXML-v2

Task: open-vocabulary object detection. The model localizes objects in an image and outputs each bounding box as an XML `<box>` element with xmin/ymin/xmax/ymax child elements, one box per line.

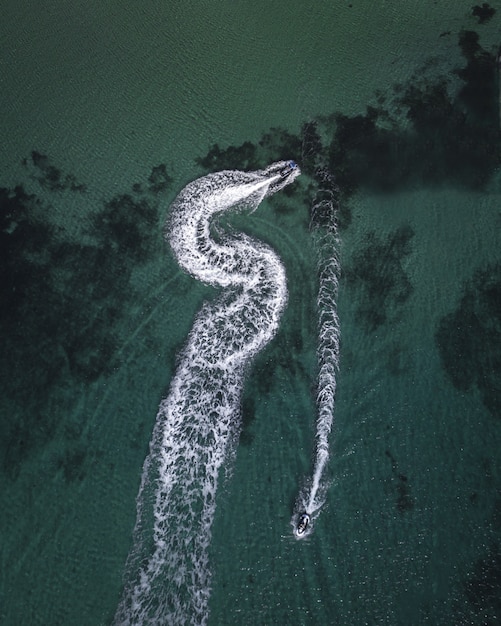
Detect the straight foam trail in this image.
<box><xmin>114</xmin><ymin>161</ymin><xmax>299</xmax><ymax>626</ymax></box>
<box><xmin>292</xmin><ymin>171</ymin><xmax>341</xmax><ymax>539</ymax></box>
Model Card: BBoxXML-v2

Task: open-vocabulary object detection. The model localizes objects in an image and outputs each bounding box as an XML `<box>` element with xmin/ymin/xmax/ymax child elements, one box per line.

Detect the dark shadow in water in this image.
<box><xmin>329</xmin><ymin>30</ymin><xmax>500</xmax><ymax>197</ymax></box>
<box><xmin>344</xmin><ymin>226</ymin><xmax>415</xmax><ymax>332</ymax></box>
<box><xmin>460</xmin><ymin>489</ymin><xmax>501</xmax><ymax>621</ymax></box>
<box><xmin>196</xmin><ymin>128</ymin><xmax>302</xmax><ymax>177</ymax></box>
<box><xmin>385</xmin><ymin>450</ymin><xmax>415</xmax><ymax>513</ymax></box>
<box><xmin>472</xmin><ymin>3</ymin><xmax>496</xmax><ymax>24</ymax></box>
<box><xmin>147</xmin><ymin>163</ymin><xmax>173</xmax><ymax>195</ymax></box>
<box><xmin>385</xmin><ymin>342</ymin><xmax>411</xmax><ymax>376</ymax></box>
<box><xmin>435</xmin><ymin>263</ymin><xmax>501</xmax><ymax>418</ymax></box>
<box><xmin>239</xmin><ymin>396</ymin><xmax>256</xmax><ymax>446</ymax></box>
<box><xmin>196</xmin><ymin>141</ymin><xmax>261</xmax><ymax>172</ymax></box>
<box><xmin>92</xmin><ymin>193</ymin><xmax>158</xmax><ymax>263</ymax></box>
<box><xmin>0</xmin><ymin>162</ymin><xmax>172</xmax><ymax>480</ymax></box>
<box><xmin>464</xmin><ymin>542</ymin><xmax>501</xmax><ymax>621</ymax></box>
<box><xmin>196</xmin><ymin>31</ymin><xmax>500</xmax><ymax>232</ymax></box>
<box><xmin>22</xmin><ymin>151</ymin><xmax>87</xmax><ymax>193</ymax></box>
<box><xmin>56</xmin><ymin>444</ymin><xmax>88</xmax><ymax>483</ymax></box>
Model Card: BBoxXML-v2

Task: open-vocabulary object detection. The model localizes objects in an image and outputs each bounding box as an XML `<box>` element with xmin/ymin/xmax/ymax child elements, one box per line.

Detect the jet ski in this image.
<box><xmin>280</xmin><ymin>160</ymin><xmax>298</xmax><ymax>178</ymax></box>
<box><xmin>296</xmin><ymin>512</ymin><xmax>310</xmax><ymax>536</ymax></box>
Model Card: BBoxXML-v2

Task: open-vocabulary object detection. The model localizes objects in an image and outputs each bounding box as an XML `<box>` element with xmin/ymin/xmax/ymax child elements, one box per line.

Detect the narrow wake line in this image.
<box><xmin>114</xmin><ymin>161</ymin><xmax>300</xmax><ymax>625</ymax></box>
<box><xmin>292</xmin><ymin>170</ymin><xmax>341</xmax><ymax>539</ymax></box>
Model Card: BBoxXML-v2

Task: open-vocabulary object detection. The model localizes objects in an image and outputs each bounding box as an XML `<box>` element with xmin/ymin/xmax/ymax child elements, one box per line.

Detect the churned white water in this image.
<box><xmin>114</xmin><ymin>161</ymin><xmax>300</xmax><ymax>625</ymax></box>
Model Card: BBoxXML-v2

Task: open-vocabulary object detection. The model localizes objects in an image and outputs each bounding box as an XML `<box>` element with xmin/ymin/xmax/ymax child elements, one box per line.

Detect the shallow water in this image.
<box><xmin>1</xmin><ymin>1</ymin><xmax>501</xmax><ymax>624</ymax></box>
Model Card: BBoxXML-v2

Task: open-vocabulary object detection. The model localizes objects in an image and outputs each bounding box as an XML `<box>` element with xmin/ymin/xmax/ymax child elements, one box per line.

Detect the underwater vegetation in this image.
<box><xmin>196</xmin><ymin>140</ymin><xmax>261</xmax><ymax>172</ymax></box>
<box><xmin>197</xmin><ymin>28</ymin><xmax>501</xmax><ymax>208</ymax></box>
<box><xmin>22</xmin><ymin>150</ymin><xmax>87</xmax><ymax>193</ymax></box>
<box><xmin>330</xmin><ymin>30</ymin><xmax>500</xmax><ymax>196</ymax></box>
<box><xmin>344</xmin><ymin>225</ymin><xmax>415</xmax><ymax>332</ymax></box>
<box><xmin>385</xmin><ymin>449</ymin><xmax>415</xmax><ymax>513</ymax></box>
<box><xmin>472</xmin><ymin>3</ymin><xmax>496</xmax><ymax>24</ymax></box>
<box><xmin>463</xmin><ymin>490</ymin><xmax>501</xmax><ymax>622</ymax></box>
<box><xmin>196</xmin><ymin>129</ymin><xmax>302</xmax><ymax>176</ymax></box>
<box><xmin>0</xmin><ymin>156</ymin><xmax>172</xmax><ymax>480</ymax></box>
<box><xmin>195</xmin><ymin>29</ymin><xmax>500</xmax><ymax>228</ymax></box>
<box><xmin>465</xmin><ymin>542</ymin><xmax>501</xmax><ymax>621</ymax></box>
<box><xmin>436</xmin><ymin>263</ymin><xmax>501</xmax><ymax>419</ymax></box>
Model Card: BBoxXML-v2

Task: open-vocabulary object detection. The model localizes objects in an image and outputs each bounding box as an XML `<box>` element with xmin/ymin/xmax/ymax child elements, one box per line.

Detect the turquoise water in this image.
<box><xmin>1</xmin><ymin>1</ymin><xmax>501</xmax><ymax>624</ymax></box>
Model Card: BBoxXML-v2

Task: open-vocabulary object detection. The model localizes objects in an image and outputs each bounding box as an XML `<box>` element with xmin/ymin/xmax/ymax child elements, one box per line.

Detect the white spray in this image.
<box><xmin>114</xmin><ymin>161</ymin><xmax>300</xmax><ymax>625</ymax></box>
<box><xmin>292</xmin><ymin>170</ymin><xmax>341</xmax><ymax>539</ymax></box>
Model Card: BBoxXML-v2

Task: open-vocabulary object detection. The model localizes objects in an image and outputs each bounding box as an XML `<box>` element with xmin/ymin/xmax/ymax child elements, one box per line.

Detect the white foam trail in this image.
<box><xmin>114</xmin><ymin>161</ymin><xmax>300</xmax><ymax>625</ymax></box>
<box><xmin>292</xmin><ymin>171</ymin><xmax>341</xmax><ymax>539</ymax></box>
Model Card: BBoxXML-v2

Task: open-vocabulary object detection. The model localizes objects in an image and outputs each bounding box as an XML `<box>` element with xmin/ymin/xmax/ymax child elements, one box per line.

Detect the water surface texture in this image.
<box><xmin>1</xmin><ymin>2</ymin><xmax>501</xmax><ymax>625</ymax></box>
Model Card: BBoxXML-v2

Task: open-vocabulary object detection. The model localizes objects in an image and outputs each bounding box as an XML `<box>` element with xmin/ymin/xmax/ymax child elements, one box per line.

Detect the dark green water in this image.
<box><xmin>1</xmin><ymin>2</ymin><xmax>501</xmax><ymax>624</ymax></box>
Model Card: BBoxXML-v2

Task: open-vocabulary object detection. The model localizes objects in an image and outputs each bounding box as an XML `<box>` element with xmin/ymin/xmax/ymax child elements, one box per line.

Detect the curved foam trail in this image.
<box><xmin>114</xmin><ymin>161</ymin><xmax>300</xmax><ymax>625</ymax></box>
<box><xmin>293</xmin><ymin>171</ymin><xmax>341</xmax><ymax>539</ymax></box>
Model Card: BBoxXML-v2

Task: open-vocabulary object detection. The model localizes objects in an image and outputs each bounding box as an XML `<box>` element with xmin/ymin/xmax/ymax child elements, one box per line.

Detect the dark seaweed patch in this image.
<box><xmin>385</xmin><ymin>342</ymin><xmax>410</xmax><ymax>376</ymax></box>
<box><xmin>395</xmin><ymin>478</ymin><xmax>414</xmax><ymax>513</ymax></box>
<box><xmin>344</xmin><ymin>225</ymin><xmax>415</xmax><ymax>331</ymax></box>
<box><xmin>456</xmin><ymin>30</ymin><xmax>498</xmax><ymax>125</ymax></box>
<box><xmin>300</xmin><ymin>121</ymin><xmax>325</xmax><ymax>177</ymax></box>
<box><xmin>195</xmin><ymin>141</ymin><xmax>260</xmax><ymax>172</ymax></box>
<box><xmin>91</xmin><ymin>193</ymin><xmax>159</xmax><ymax>263</ymax></box>
<box><xmin>148</xmin><ymin>164</ymin><xmax>173</xmax><ymax>194</ymax></box>
<box><xmin>56</xmin><ymin>445</ymin><xmax>87</xmax><ymax>482</ymax></box>
<box><xmin>463</xmin><ymin>492</ymin><xmax>501</xmax><ymax>620</ymax></box>
<box><xmin>472</xmin><ymin>3</ymin><xmax>496</xmax><ymax>24</ymax></box>
<box><xmin>329</xmin><ymin>32</ymin><xmax>500</xmax><ymax>196</ymax></box>
<box><xmin>435</xmin><ymin>263</ymin><xmax>501</xmax><ymax>418</ymax></box>
<box><xmin>196</xmin><ymin>128</ymin><xmax>302</xmax><ymax>182</ymax></box>
<box><xmin>385</xmin><ymin>450</ymin><xmax>415</xmax><ymax>513</ymax></box>
<box><xmin>465</xmin><ymin>543</ymin><xmax>501</xmax><ymax>619</ymax></box>
<box><xmin>22</xmin><ymin>151</ymin><xmax>87</xmax><ymax>193</ymax></box>
<box><xmin>0</xmin><ymin>186</ymin><xmax>52</xmax><ymax>322</ymax></box>
<box><xmin>492</xmin><ymin>496</ymin><xmax>501</xmax><ymax>530</ymax></box>
<box><xmin>329</xmin><ymin>107</ymin><xmax>398</xmax><ymax>196</ymax></box>
<box><xmin>250</xmin><ymin>296</ymin><xmax>314</xmax><ymax>400</ymax></box>
<box><xmin>240</xmin><ymin>396</ymin><xmax>256</xmax><ymax>446</ymax></box>
<box><xmin>1</xmin><ymin>410</ymin><xmax>57</xmax><ymax>481</ymax></box>
<box><xmin>258</xmin><ymin>128</ymin><xmax>302</xmax><ymax>168</ymax></box>
<box><xmin>194</xmin><ymin>31</ymin><xmax>500</xmax><ymax>217</ymax></box>
<box><xmin>0</xmin><ymin>162</ymin><xmax>172</xmax><ymax>479</ymax></box>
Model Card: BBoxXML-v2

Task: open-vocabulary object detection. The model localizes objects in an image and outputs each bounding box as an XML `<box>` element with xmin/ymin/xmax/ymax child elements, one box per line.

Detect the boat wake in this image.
<box><xmin>292</xmin><ymin>170</ymin><xmax>341</xmax><ymax>540</ymax></box>
<box><xmin>113</xmin><ymin>161</ymin><xmax>300</xmax><ymax>625</ymax></box>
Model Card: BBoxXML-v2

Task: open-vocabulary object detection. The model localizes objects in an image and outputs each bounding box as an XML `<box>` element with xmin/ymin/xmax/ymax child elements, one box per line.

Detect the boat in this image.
<box><xmin>296</xmin><ymin>512</ymin><xmax>310</xmax><ymax>535</ymax></box>
<box><xmin>280</xmin><ymin>160</ymin><xmax>298</xmax><ymax>178</ymax></box>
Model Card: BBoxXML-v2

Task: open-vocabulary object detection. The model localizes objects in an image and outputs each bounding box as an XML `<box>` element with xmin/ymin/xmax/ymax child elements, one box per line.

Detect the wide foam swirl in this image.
<box><xmin>114</xmin><ymin>161</ymin><xmax>300</xmax><ymax>625</ymax></box>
